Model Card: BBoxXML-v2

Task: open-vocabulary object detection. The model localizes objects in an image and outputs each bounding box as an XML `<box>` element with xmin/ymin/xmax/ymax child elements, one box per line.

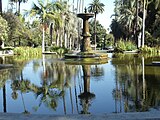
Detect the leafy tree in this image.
<box><xmin>0</xmin><ymin>15</ymin><xmax>8</xmax><ymax>48</ymax></box>
<box><xmin>28</xmin><ymin>0</ymin><xmax>63</xmax><ymax>52</ymax></box>
<box><xmin>0</xmin><ymin>0</ymin><xmax>2</xmax><ymax>15</ymax></box>
<box><xmin>10</xmin><ymin>0</ymin><xmax>28</xmax><ymax>15</ymax></box>
<box><xmin>114</xmin><ymin>0</ymin><xmax>142</xmax><ymax>41</ymax></box>
<box><xmin>89</xmin><ymin>20</ymin><xmax>107</xmax><ymax>48</ymax></box>
<box><xmin>88</xmin><ymin>0</ymin><xmax>105</xmax><ymax>50</ymax></box>
<box><xmin>3</xmin><ymin>12</ymin><xmax>30</xmax><ymax>47</ymax></box>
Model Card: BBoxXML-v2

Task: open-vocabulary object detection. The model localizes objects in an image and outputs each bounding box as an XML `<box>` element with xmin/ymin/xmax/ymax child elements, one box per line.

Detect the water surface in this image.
<box><xmin>0</xmin><ymin>53</ymin><xmax>160</xmax><ymax>114</ymax></box>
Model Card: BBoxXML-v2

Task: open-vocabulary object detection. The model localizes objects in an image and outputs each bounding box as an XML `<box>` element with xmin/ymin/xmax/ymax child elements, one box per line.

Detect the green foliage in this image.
<box><xmin>89</xmin><ymin>20</ymin><xmax>107</xmax><ymax>47</ymax></box>
<box><xmin>139</xmin><ymin>45</ymin><xmax>160</xmax><ymax>54</ymax></box>
<box><xmin>105</xmin><ymin>34</ymin><xmax>114</xmax><ymax>47</ymax></box>
<box><xmin>14</xmin><ymin>47</ymin><xmax>42</xmax><ymax>56</ymax></box>
<box><xmin>115</xmin><ymin>39</ymin><xmax>137</xmax><ymax>52</ymax></box>
<box><xmin>0</xmin><ymin>15</ymin><xmax>8</xmax><ymax>45</ymax></box>
<box><xmin>111</xmin><ymin>0</ymin><xmax>160</xmax><ymax>46</ymax></box>
<box><xmin>49</xmin><ymin>46</ymin><xmax>68</xmax><ymax>55</ymax></box>
<box><xmin>3</xmin><ymin>12</ymin><xmax>31</xmax><ymax>46</ymax></box>
<box><xmin>145</xmin><ymin>31</ymin><xmax>160</xmax><ymax>47</ymax></box>
<box><xmin>88</xmin><ymin>0</ymin><xmax>105</xmax><ymax>14</ymax></box>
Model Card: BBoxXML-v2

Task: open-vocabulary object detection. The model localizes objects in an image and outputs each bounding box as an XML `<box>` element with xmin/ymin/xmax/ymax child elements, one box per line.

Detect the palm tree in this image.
<box><xmin>17</xmin><ymin>0</ymin><xmax>28</xmax><ymax>15</ymax></box>
<box><xmin>9</xmin><ymin>0</ymin><xmax>27</xmax><ymax>15</ymax></box>
<box><xmin>0</xmin><ymin>0</ymin><xmax>2</xmax><ymax>15</ymax></box>
<box><xmin>9</xmin><ymin>0</ymin><xmax>17</xmax><ymax>11</ymax></box>
<box><xmin>142</xmin><ymin>0</ymin><xmax>160</xmax><ymax>47</ymax></box>
<box><xmin>28</xmin><ymin>0</ymin><xmax>60</xmax><ymax>53</ymax></box>
<box><xmin>142</xmin><ymin>0</ymin><xmax>146</xmax><ymax>47</ymax></box>
<box><xmin>88</xmin><ymin>0</ymin><xmax>105</xmax><ymax>50</ymax></box>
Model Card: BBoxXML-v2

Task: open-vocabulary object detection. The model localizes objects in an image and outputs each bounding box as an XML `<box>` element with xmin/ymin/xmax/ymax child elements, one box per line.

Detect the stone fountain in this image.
<box><xmin>77</xmin><ymin>8</ymin><xmax>94</xmax><ymax>53</ymax></box>
<box><xmin>65</xmin><ymin>8</ymin><xmax>107</xmax><ymax>61</ymax></box>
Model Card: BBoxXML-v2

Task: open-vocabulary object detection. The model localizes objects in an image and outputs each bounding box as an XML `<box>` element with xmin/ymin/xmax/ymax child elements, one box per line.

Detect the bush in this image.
<box><xmin>49</xmin><ymin>46</ymin><xmax>68</xmax><ymax>55</ymax></box>
<box><xmin>14</xmin><ymin>47</ymin><xmax>42</xmax><ymax>56</ymax></box>
<box><xmin>114</xmin><ymin>39</ymin><xmax>137</xmax><ymax>52</ymax></box>
<box><xmin>139</xmin><ymin>45</ymin><xmax>160</xmax><ymax>54</ymax></box>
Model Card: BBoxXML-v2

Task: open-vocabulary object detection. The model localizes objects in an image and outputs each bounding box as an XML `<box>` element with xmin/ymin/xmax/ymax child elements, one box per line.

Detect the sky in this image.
<box><xmin>2</xmin><ymin>0</ymin><xmax>115</xmax><ymax>30</ymax></box>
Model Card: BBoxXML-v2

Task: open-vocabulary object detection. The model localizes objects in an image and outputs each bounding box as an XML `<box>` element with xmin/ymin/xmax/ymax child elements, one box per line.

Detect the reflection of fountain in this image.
<box><xmin>65</xmin><ymin>8</ymin><xmax>107</xmax><ymax>60</ymax></box>
<box><xmin>78</xmin><ymin>65</ymin><xmax>95</xmax><ymax>114</ymax></box>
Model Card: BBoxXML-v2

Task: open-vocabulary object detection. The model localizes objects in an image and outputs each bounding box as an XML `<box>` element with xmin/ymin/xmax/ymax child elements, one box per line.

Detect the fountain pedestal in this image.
<box><xmin>77</xmin><ymin>12</ymin><xmax>94</xmax><ymax>52</ymax></box>
<box><xmin>65</xmin><ymin>9</ymin><xmax>108</xmax><ymax>60</ymax></box>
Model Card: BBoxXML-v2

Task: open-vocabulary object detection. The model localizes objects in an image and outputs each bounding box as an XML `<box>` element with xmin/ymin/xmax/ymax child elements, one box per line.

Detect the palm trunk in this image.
<box><xmin>72</xmin><ymin>0</ymin><xmax>74</xmax><ymax>12</ymax></box>
<box><xmin>18</xmin><ymin>1</ymin><xmax>20</xmax><ymax>15</ymax></box>
<box><xmin>76</xmin><ymin>0</ymin><xmax>79</xmax><ymax>13</ymax></box>
<box><xmin>16</xmin><ymin>2</ymin><xmax>18</xmax><ymax>13</ymax></box>
<box><xmin>82</xmin><ymin>0</ymin><xmax>84</xmax><ymax>12</ymax></box>
<box><xmin>56</xmin><ymin>30</ymin><xmax>60</xmax><ymax>47</ymax></box>
<box><xmin>79</xmin><ymin>0</ymin><xmax>81</xmax><ymax>12</ymax></box>
<box><xmin>142</xmin><ymin>0</ymin><xmax>146</xmax><ymax>47</ymax></box>
<box><xmin>135</xmin><ymin>0</ymin><xmax>139</xmax><ymax>48</ymax></box>
<box><xmin>0</xmin><ymin>0</ymin><xmax>2</xmax><ymax>15</ymax></box>
<box><xmin>50</xmin><ymin>23</ymin><xmax>53</xmax><ymax>45</ymax></box>
<box><xmin>42</xmin><ymin>26</ymin><xmax>45</xmax><ymax>53</ymax></box>
<box><xmin>94</xmin><ymin>13</ymin><xmax>97</xmax><ymax>50</ymax></box>
<box><xmin>64</xmin><ymin>32</ymin><xmax>67</xmax><ymax>48</ymax></box>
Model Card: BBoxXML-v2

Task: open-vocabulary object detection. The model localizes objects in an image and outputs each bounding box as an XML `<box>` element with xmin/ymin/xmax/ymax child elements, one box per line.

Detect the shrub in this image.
<box><xmin>14</xmin><ymin>47</ymin><xmax>42</xmax><ymax>56</ymax></box>
<box><xmin>49</xmin><ymin>46</ymin><xmax>68</xmax><ymax>55</ymax></box>
<box><xmin>115</xmin><ymin>39</ymin><xmax>137</xmax><ymax>52</ymax></box>
<box><xmin>139</xmin><ymin>45</ymin><xmax>160</xmax><ymax>54</ymax></box>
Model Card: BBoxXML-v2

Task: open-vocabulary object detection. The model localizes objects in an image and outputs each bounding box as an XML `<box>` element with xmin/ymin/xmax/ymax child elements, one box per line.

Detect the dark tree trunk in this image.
<box><xmin>0</xmin><ymin>0</ymin><xmax>2</xmax><ymax>15</ymax></box>
<box><xmin>94</xmin><ymin>13</ymin><xmax>97</xmax><ymax>50</ymax></box>
<box><xmin>18</xmin><ymin>1</ymin><xmax>21</xmax><ymax>15</ymax></box>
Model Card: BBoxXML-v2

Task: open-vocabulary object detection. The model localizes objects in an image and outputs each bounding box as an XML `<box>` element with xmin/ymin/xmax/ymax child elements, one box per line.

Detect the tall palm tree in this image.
<box><xmin>88</xmin><ymin>0</ymin><xmax>105</xmax><ymax>50</ymax></box>
<box><xmin>142</xmin><ymin>0</ymin><xmax>146</xmax><ymax>47</ymax></box>
<box><xmin>0</xmin><ymin>0</ymin><xmax>2</xmax><ymax>15</ymax></box>
<box><xmin>17</xmin><ymin>0</ymin><xmax>28</xmax><ymax>15</ymax></box>
<box><xmin>117</xmin><ymin>0</ymin><xmax>142</xmax><ymax>40</ymax></box>
<box><xmin>29</xmin><ymin>0</ymin><xmax>60</xmax><ymax>53</ymax></box>
<box><xmin>10</xmin><ymin>0</ymin><xmax>27</xmax><ymax>15</ymax></box>
<box><xmin>142</xmin><ymin>0</ymin><xmax>160</xmax><ymax>47</ymax></box>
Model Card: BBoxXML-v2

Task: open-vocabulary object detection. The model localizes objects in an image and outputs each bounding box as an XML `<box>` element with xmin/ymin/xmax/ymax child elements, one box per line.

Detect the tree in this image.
<box><xmin>0</xmin><ymin>0</ymin><xmax>2</xmax><ymax>15</ymax></box>
<box><xmin>89</xmin><ymin>19</ymin><xmax>107</xmax><ymax>48</ymax></box>
<box><xmin>88</xmin><ymin>0</ymin><xmax>105</xmax><ymax>50</ymax></box>
<box><xmin>118</xmin><ymin>0</ymin><xmax>142</xmax><ymax>40</ymax></box>
<box><xmin>18</xmin><ymin>0</ymin><xmax>28</xmax><ymax>15</ymax></box>
<box><xmin>0</xmin><ymin>16</ymin><xmax>8</xmax><ymax>48</ymax></box>
<box><xmin>10</xmin><ymin>0</ymin><xmax>28</xmax><ymax>15</ymax></box>
<box><xmin>9</xmin><ymin>0</ymin><xmax>18</xmax><ymax>13</ymax></box>
<box><xmin>3</xmin><ymin>12</ymin><xmax>29</xmax><ymax>47</ymax></box>
<box><xmin>28</xmin><ymin>0</ymin><xmax>61</xmax><ymax>53</ymax></box>
<box><xmin>143</xmin><ymin>0</ymin><xmax>160</xmax><ymax>47</ymax></box>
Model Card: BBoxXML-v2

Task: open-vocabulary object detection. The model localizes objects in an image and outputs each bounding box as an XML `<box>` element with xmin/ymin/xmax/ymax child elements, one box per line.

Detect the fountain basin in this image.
<box><xmin>65</xmin><ymin>52</ymin><xmax>108</xmax><ymax>65</ymax></box>
<box><xmin>77</xmin><ymin>13</ymin><xmax>94</xmax><ymax>19</ymax></box>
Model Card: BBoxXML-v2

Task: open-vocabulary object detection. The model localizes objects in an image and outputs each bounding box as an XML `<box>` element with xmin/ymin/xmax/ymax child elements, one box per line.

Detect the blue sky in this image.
<box><xmin>2</xmin><ymin>0</ymin><xmax>114</xmax><ymax>30</ymax></box>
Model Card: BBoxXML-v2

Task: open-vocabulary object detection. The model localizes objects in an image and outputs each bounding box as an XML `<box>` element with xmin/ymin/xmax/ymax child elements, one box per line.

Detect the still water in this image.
<box><xmin>0</xmin><ymin>53</ymin><xmax>160</xmax><ymax>114</ymax></box>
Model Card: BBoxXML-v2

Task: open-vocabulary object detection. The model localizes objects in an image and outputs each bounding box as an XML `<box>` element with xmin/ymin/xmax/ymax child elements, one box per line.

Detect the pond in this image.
<box><xmin>0</xmin><ymin>53</ymin><xmax>160</xmax><ymax>115</ymax></box>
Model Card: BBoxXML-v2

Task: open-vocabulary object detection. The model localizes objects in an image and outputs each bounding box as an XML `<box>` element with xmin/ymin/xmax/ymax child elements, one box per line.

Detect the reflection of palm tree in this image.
<box><xmin>0</xmin><ymin>69</ymin><xmax>11</xmax><ymax>113</ymax></box>
<box><xmin>91</xmin><ymin>65</ymin><xmax>104</xmax><ymax>78</ymax></box>
<box><xmin>3</xmin><ymin>85</ymin><xmax>7</xmax><ymax>112</ymax></box>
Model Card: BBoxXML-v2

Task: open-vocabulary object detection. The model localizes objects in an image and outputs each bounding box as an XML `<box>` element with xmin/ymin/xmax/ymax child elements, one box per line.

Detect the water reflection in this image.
<box><xmin>0</xmin><ymin>54</ymin><xmax>160</xmax><ymax>114</ymax></box>
<box><xmin>78</xmin><ymin>65</ymin><xmax>95</xmax><ymax>114</ymax></box>
<box><xmin>112</xmin><ymin>54</ymin><xmax>160</xmax><ymax>113</ymax></box>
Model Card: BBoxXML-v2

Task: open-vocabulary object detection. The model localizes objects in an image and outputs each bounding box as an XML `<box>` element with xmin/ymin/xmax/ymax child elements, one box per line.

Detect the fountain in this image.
<box><xmin>65</xmin><ymin>8</ymin><xmax>108</xmax><ymax>62</ymax></box>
